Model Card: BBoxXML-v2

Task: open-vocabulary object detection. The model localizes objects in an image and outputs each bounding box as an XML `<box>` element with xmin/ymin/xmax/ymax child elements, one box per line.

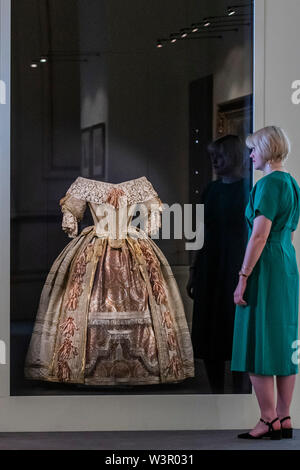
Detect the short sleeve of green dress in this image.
<box><xmin>231</xmin><ymin>171</ymin><xmax>300</xmax><ymax>376</ymax></box>
<box><xmin>252</xmin><ymin>177</ymin><xmax>283</xmax><ymax>221</ymax></box>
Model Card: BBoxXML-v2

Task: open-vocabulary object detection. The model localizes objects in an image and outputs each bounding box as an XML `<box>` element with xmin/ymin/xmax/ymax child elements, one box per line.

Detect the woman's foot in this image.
<box><xmin>277</xmin><ymin>415</ymin><xmax>292</xmax><ymax>429</ymax></box>
<box><xmin>248</xmin><ymin>416</ymin><xmax>281</xmax><ymax>437</ymax></box>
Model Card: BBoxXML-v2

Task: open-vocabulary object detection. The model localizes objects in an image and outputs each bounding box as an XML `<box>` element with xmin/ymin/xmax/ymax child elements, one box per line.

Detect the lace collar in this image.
<box><xmin>67</xmin><ymin>176</ymin><xmax>159</xmax><ymax>206</ymax></box>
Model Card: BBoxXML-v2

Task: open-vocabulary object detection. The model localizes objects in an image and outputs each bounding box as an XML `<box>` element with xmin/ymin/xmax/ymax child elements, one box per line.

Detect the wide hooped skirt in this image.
<box><xmin>25</xmin><ymin>226</ymin><xmax>195</xmax><ymax>385</ymax></box>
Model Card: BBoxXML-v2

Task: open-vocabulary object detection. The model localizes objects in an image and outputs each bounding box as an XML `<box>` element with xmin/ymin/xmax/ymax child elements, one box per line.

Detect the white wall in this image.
<box><xmin>254</xmin><ymin>0</ymin><xmax>300</xmax><ymax>423</ymax></box>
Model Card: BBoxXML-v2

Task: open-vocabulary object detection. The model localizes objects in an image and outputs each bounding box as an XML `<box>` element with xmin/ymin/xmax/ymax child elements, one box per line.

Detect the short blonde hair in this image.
<box><xmin>245</xmin><ymin>126</ymin><xmax>291</xmax><ymax>163</ymax></box>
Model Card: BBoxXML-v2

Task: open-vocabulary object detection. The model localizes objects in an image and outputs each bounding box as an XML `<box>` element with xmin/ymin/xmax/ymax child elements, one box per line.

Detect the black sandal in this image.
<box><xmin>280</xmin><ymin>416</ymin><xmax>293</xmax><ymax>439</ymax></box>
<box><xmin>238</xmin><ymin>417</ymin><xmax>282</xmax><ymax>440</ymax></box>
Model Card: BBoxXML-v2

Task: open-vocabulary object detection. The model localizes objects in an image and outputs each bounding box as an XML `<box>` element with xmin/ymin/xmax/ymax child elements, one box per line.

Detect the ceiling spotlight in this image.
<box><xmin>170</xmin><ymin>35</ymin><xmax>177</xmax><ymax>43</ymax></box>
<box><xmin>30</xmin><ymin>62</ymin><xmax>38</xmax><ymax>68</ymax></box>
<box><xmin>40</xmin><ymin>56</ymin><xmax>48</xmax><ymax>63</ymax></box>
<box><xmin>192</xmin><ymin>27</ymin><xmax>199</xmax><ymax>33</ymax></box>
<box><xmin>204</xmin><ymin>22</ymin><xmax>211</xmax><ymax>27</ymax></box>
<box><xmin>180</xmin><ymin>29</ymin><xmax>188</xmax><ymax>38</ymax></box>
<box><xmin>227</xmin><ymin>7</ymin><xmax>236</xmax><ymax>16</ymax></box>
<box><xmin>156</xmin><ymin>40</ymin><xmax>163</xmax><ymax>48</ymax></box>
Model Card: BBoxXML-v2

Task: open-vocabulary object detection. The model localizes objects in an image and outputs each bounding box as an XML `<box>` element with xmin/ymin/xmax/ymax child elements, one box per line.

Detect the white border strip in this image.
<box><xmin>0</xmin><ymin>0</ymin><xmax>10</xmax><ymax>398</ymax></box>
<box><xmin>254</xmin><ymin>0</ymin><xmax>265</xmax><ymax>132</ymax></box>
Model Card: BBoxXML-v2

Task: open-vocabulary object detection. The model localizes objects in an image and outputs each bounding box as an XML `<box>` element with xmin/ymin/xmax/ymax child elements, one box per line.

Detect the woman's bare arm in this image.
<box><xmin>292</xmin><ymin>231</ymin><xmax>295</xmax><ymax>242</ymax></box>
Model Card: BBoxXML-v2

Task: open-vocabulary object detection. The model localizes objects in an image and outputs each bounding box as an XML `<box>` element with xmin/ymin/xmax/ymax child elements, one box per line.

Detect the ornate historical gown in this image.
<box><xmin>24</xmin><ymin>176</ymin><xmax>194</xmax><ymax>385</ymax></box>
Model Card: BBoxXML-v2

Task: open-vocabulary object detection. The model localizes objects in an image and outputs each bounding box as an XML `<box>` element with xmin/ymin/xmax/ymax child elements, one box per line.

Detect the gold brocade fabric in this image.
<box><xmin>24</xmin><ymin>177</ymin><xmax>195</xmax><ymax>385</ymax></box>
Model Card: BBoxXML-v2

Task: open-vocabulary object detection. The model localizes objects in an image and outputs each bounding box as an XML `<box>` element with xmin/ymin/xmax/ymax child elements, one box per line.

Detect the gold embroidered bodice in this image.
<box><xmin>59</xmin><ymin>176</ymin><xmax>163</xmax><ymax>246</ymax></box>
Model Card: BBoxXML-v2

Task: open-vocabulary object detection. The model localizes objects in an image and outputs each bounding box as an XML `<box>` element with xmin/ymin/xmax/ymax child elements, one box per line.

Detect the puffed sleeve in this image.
<box><xmin>253</xmin><ymin>178</ymin><xmax>283</xmax><ymax>222</ymax></box>
<box><xmin>139</xmin><ymin>196</ymin><xmax>163</xmax><ymax>237</ymax></box>
<box><xmin>59</xmin><ymin>192</ymin><xmax>87</xmax><ymax>238</ymax></box>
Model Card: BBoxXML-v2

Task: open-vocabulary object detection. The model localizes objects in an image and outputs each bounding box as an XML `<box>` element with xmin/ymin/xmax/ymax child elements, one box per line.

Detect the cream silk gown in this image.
<box><xmin>25</xmin><ymin>176</ymin><xmax>195</xmax><ymax>385</ymax></box>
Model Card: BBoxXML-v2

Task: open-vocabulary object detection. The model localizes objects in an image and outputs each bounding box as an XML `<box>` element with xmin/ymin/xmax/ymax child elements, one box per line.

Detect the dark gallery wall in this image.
<box><xmin>79</xmin><ymin>0</ymin><xmax>252</xmax><ymax>265</ymax></box>
<box><xmin>95</xmin><ymin>0</ymin><xmax>213</xmax><ymax>265</ymax></box>
<box><xmin>11</xmin><ymin>0</ymin><xmax>252</xmax><ymax>322</ymax></box>
<box><xmin>11</xmin><ymin>0</ymin><xmax>83</xmax><ymax>321</ymax></box>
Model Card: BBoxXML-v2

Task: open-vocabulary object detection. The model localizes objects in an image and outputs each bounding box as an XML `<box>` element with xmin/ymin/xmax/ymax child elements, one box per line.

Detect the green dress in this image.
<box><xmin>231</xmin><ymin>171</ymin><xmax>300</xmax><ymax>376</ymax></box>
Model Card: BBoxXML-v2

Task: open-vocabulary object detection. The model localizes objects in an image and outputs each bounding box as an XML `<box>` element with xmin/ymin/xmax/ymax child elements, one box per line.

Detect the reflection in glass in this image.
<box><xmin>188</xmin><ymin>135</ymin><xmax>251</xmax><ymax>393</ymax></box>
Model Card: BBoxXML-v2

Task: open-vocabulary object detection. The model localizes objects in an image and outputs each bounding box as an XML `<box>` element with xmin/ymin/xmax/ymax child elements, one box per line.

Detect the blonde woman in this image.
<box><xmin>231</xmin><ymin>126</ymin><xmax>300</xmax><ymax>439</ymax></box>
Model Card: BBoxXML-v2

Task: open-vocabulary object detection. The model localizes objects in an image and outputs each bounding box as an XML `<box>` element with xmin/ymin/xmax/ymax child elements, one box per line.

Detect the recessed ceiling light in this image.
<box><xmin>228</xmin><ymin>8</ymin><xmax>236</xmax><ymax>16</ymax></box>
